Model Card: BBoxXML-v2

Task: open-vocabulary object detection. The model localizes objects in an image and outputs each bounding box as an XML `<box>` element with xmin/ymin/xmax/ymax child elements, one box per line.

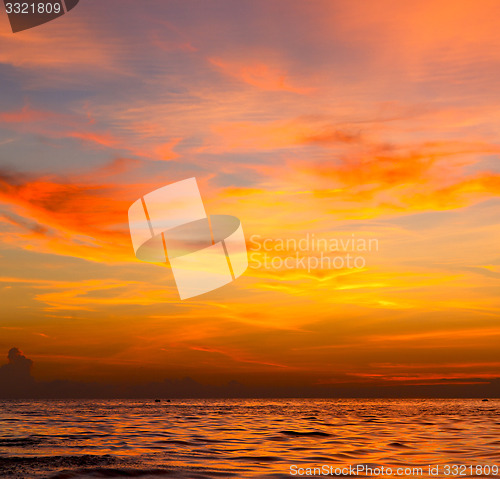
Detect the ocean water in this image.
<box><xmin>0</xmin><ymin>399</ymin><xmax>498</xmax><ymax>478</ymax></box>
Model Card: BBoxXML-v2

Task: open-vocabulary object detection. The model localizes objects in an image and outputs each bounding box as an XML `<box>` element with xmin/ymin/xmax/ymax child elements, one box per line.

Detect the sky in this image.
<box><xmin>0</xmin><ymin>0</ymin><xmax>499</xmax><ymax>397</ymax></box>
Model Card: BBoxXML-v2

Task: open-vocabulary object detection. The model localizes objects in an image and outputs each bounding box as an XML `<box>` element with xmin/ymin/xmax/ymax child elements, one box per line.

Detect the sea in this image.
<box><xmin>0</xmin><ymin>399</ymin><xmax>498</xmax><ymax>478</ymax></box>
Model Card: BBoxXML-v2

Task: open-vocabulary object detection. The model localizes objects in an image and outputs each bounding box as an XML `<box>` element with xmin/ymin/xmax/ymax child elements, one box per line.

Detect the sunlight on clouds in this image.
<box><xmin>0</xmin><ymin>0</ymin><xmax>499</xmax><ymax>388</ymax></box>
<box><xmin>209</xmin><ymin>57</ymin><xmax>314</xmax><ymax>94</ymax></box>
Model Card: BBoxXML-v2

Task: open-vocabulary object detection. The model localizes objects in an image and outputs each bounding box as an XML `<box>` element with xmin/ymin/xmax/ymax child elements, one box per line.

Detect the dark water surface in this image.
<box><xmin>0</xmin><ymin>399</ymin><xmax>498</xmax><ymax>478</ymax></box>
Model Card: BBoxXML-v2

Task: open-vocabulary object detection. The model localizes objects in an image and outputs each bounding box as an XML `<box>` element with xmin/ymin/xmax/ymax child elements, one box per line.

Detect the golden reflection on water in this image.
<box><xmin>0</xmin><ymin>399</ymin><xmax>498</xmax><ymax>478</ymax></box>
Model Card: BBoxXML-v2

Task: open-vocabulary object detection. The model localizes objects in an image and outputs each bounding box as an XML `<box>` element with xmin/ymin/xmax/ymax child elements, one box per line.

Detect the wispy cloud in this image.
<box><xmin>1</xmin><ymin>0</ymin><xmax>499</xmax><ymax>388</ymax></box>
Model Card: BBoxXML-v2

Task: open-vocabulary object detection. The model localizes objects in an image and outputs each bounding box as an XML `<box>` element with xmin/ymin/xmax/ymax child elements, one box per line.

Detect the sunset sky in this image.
<box><xmin>0</xmin><ymin>0</ymin><xmax>499</xmax><ymax>395</ymax></box>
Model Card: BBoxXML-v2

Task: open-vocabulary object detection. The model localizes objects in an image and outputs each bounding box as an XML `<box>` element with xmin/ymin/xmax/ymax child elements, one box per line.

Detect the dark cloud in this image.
<box><xmin>0</xmin><ymin>167</ymin><xmax>32</xmax><ymax>188</ymax></box>
<box><xmin>2</xmin><ymin>213</ymin><xmax>50</xmax><ymax>237</ymax></box>
<box><xmin>0</xmin><ymin>348</ymin><xmax>35</xmax><ymax>398</ymax></box>
<box><xmin>0</xmin><ymin>349</ymin><xmax>498</xmax><ymax>399</ymax></box>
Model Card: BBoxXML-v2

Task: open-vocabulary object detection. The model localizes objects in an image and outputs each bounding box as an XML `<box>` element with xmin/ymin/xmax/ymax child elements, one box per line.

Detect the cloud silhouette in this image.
<box><xmin>0</xmin><ymin>348</ymin><xmax>498</xmax><ymax>399</ymax></box>
<box><xmin>0</xmin><ymin>348</ymin><xmax>35</xmax><ymax>397</ymax></box>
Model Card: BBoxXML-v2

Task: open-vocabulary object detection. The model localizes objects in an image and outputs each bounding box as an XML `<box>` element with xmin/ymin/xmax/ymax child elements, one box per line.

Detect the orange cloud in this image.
<box><xmin>150</xmin><ymin>32</ymin><xmax>197</xmax><ymax>53</ymax></box>
<box><xmin>2</xmin><ymin>0</ymin><xmax>500</xmax><ymax>388</ymax></box>
<box><xmin>209</xmin><ymin>57</ymin><xmax>314</xmax><ymax>94</ymax></box>
<box><xmin>204</xmin><ymin>118</ymin><xmax>361</xmax><ymax>153</ymax></box>
<box><xmin>0</xmin><ymin>105</ymin><xmax>181</xmax><ymax>161</ymax></box>
<box><xmin>189</xmin><ymin>345</ymin><xmax>290</xmax><ymax>369</ymax></box>
<box><xmin>0</xmin><ymin>16</ymin><xmax>117</xmax><ymax>75</ymax></box>
<box><xmin>0</xmin><ymin>167</ymin><xmax>136</xmax><ymax>263</ymax></box>
<box><xmin>0</xmin><ymin>105</ymin><xmax>58</xmax><ymax>124</ymax></box>
<box><xmin>68</xmin><ymin>131</ymin><xmax>121</xmax><ymax>150</ymax></box>
<box><xmin>401</xmin><ymin>175</ymin><xmax>500</xmax><ymax>210</ymax></box>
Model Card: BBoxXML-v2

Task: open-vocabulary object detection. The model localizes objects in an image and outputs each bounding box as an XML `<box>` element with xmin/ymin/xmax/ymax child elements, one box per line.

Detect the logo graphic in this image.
<box><xmin>4</xmin><ymin>0</ymin><xmax>80</xmax><ymax>33</ymax></box>
<box><xmin>128</xmin><ymin>178</ymin><xmax>248</xmax><ymax>300</ymax></box>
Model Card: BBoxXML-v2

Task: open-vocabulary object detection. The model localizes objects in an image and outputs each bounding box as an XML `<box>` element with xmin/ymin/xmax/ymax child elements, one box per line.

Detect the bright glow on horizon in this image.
<box><xmin>0</xmin><ymin>0</ymin><xmax>499</xmax><ymax>395</ymax></box>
